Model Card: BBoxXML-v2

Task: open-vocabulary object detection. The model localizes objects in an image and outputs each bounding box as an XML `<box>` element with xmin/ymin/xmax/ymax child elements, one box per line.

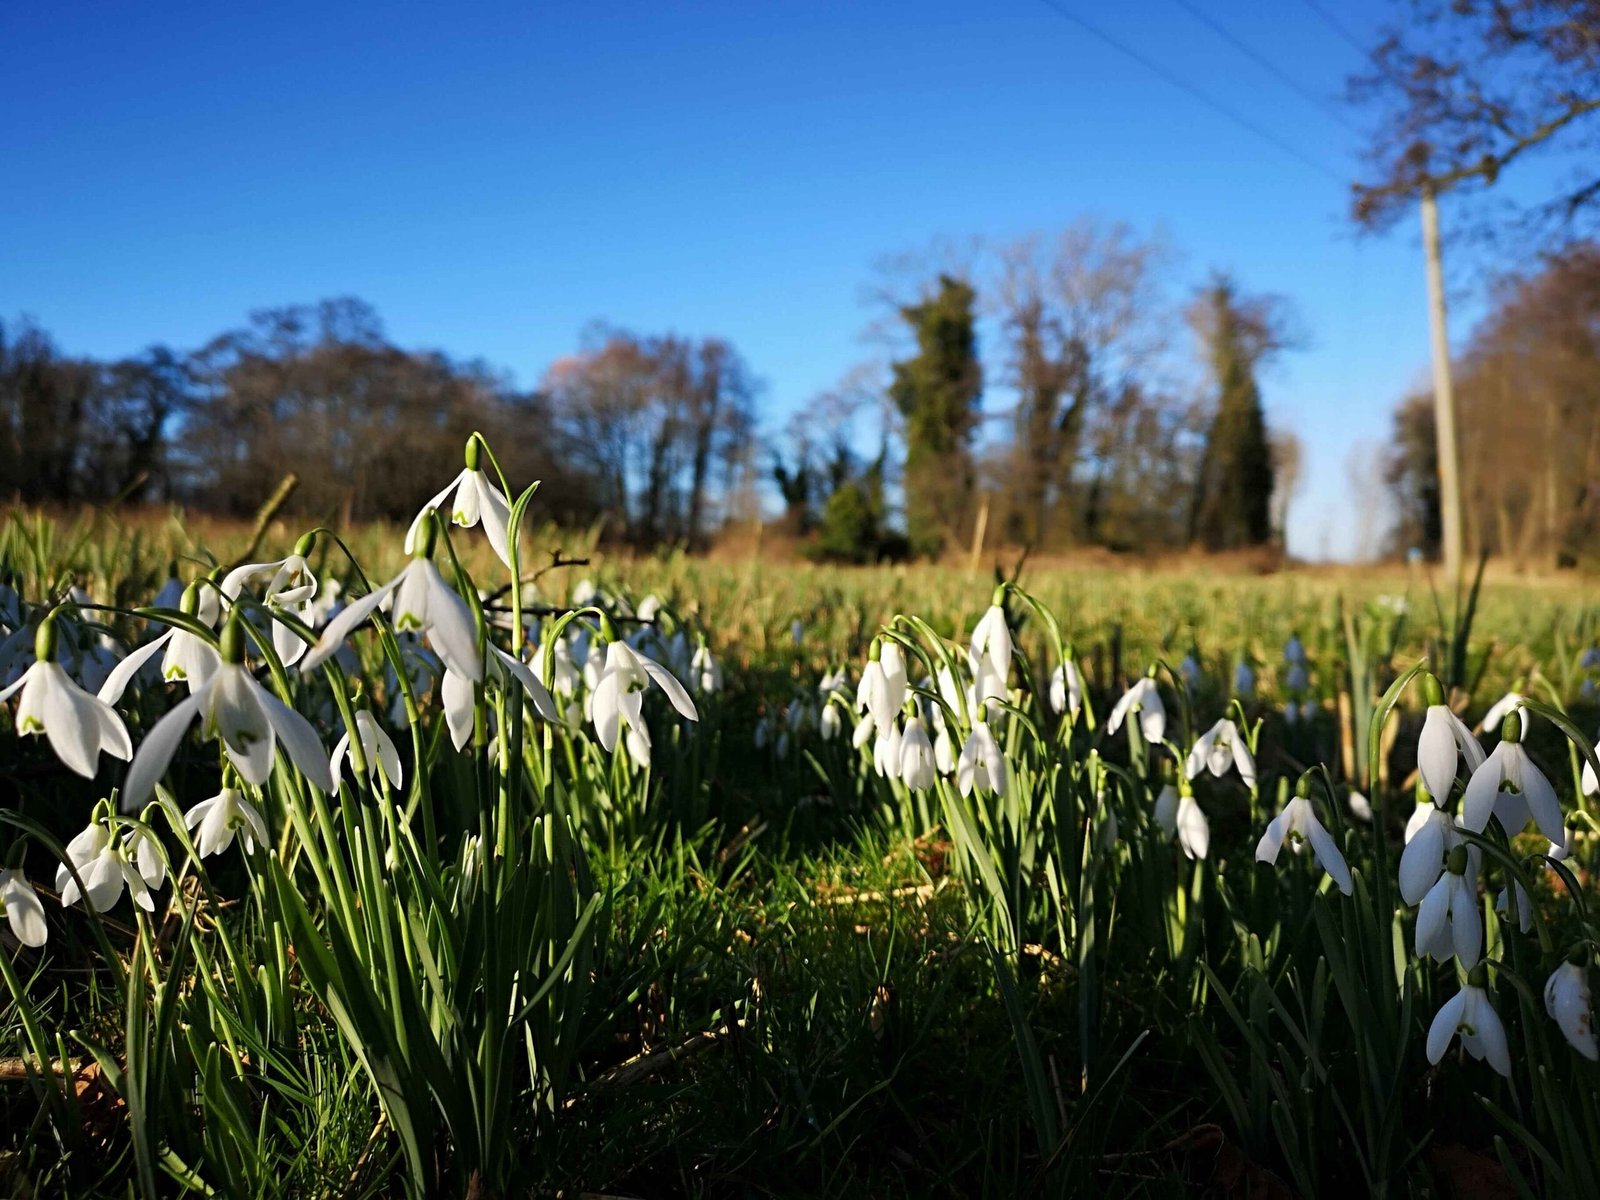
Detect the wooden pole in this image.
<box><xmin>1420</xmin><ymin>187</ymin><xmax>1465</xmax><ymax>588</ymax></box>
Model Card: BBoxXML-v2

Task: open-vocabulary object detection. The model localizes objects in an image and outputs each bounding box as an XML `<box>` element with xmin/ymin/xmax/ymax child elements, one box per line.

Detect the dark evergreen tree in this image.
<box><xmin>1189</xmin><ymin>275</ymin><xmax>1289</xmax><ymax>550</ymax></box>
<box><xmin>887</xmin><ymin>274</ymin><xmax>982</xmax><ymax>558</ymax></box>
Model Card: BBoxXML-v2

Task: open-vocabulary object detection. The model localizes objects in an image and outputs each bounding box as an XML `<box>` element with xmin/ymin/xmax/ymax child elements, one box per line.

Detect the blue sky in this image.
<box><xmin>0</xmin><ymin>1</ymin><xmax>1527</xmax><ymax>558</ymax></box>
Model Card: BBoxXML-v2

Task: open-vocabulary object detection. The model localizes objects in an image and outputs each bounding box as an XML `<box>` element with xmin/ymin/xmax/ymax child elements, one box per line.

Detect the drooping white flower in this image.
<box><xmin>56</xmin><ymin>820</ymin><xmax>164</xmax><ymax>912</ymax></box>
<box><xmin>121</xmin><ymin>637</ymin><xmax>335</xmax><ymax>812</ymax></box>
<box><xmin>933</xmin><ymin>723</ymin><xmax>955</xmax><ymax>774</ymax></box>
<box><xmin>1427</xmin><ymin>975</ymin><xmax>1511</xmax><ymax>1076</ymax></box>
<box><xmin>302</xmin><ymin>555</ymin><xmax>482</xmax><ymax>684</ymax></box>
<box><xmin>1107</xmin><ymin>677</ymin><xmax>1165</xmax><ymax>745</ymax></box>
<box><xmin>1154</xmin><ymin>783</ymin><xmax>1179</xmax><ymax>835</ymax></box>
<box><xmin>1461</xmin><ymin>729</ymin><xmax>1563</xmax><ymax>843</ymax></box>
<box><xmin>405</xmin><ymin>465</ymin><xmax>514</xmax><ymax>568</ymax></box>
<box><xmin>969</xmin><ymin>602</ymin><xmax>1012</xmax><ymax>685</ymax></box>
<box><xmin>1176</xmin><ymin>794</ymin><xmax>1209</xmax><ymax>859</ymax></box>
<box><xmin>1417</xmin><ymin>696</ymin><xmax>1486</xmax><ymax>802</ymax></box>
<box><xmin>691</xmin><ymin>643</ymin><xmax>722</xmax><ymax>695</ymax></box>
<box><xmin>1581</xmin><ymin>730</ymin><xmax>1599</xmax><ymax>797</ymax></box>
<box><xmin>1049</xmin><ymin>660</ymin><xmax>1082</xmax><ymax>719</ymax></box>
<box><xmin>1545</xmin><ymin>961</ymin><xmax>1598</xmax><ymax>1061</ymax></box>
<box><xmin>1496</xmin><ymin>879</ymin><xmax>1535</xmax><ymax>935</ymax></box>
<box><xmin>1477</xmin><ymin>691</ymin><xmax>1527</xmax><ymax>736</ymax></box>
<box><xmin>184</xmin><ymin>787</ymin><xmax>269</xmax><ymax>858</ymax></box>
<box><xmin>873</xmin><ymin>721</ymin><xmax>903</xmax><ymax>779</ymax></box>
<box><xmin>0</xmin><ymin>870</ymin><xmax>47</xmax><ymax>947</ymax></box>
<box><xmin>1416</xmin><ymin>852</ymin><xmax>1482</xmax><ymax>967</ymax></box>
<box><xmin>899</xmin><ymin>716</ymin><xmax>936</xmax><ymax>790</ymax></box>
<box><xmin>820</xmin><ymin>701</ymin><xmax>841</xmax><ymax>742</ymax></box>
<box><xmin>1255</xmin><ymin>789</ymin><xmax>1352</xmax><ymax>895</ymax></box>
<box><xmin>590</xmin><ymin>639</ymin><xmax>698</xmax><ymax>757</ymax></box>
<box><xmin>956</xmin><ymin>718</ymin><xmax>1007</xmax><ymax>798</ymax></box>
<box><xmin>1347</xmin><ymin>790</ymin><xmax>1373</xmax><ymax>822</ymax></box>
<box><xmin>1185</xmin><ymin>718</ymin><xmax>1256</xmax><ymax>789</ymax></box>
<box><xmin>331</xmin><ymin>710</ymin><xmax>404</xmax><ymax>790</ymax></box>
<box><xmin>221</xmin><ymin>554</ymin><xmax>319</xmax><ymax>667</ymax></box>
<box><xmin>1399</xmin><ymin>803</ymin><xmax>1465</xmax><ymax>905</ymax></box>
<box><xmin>0</xmin><ymin>627</ymin><xmax>132</xmax><ymax>779</ymax></box>
<box><xmin>98</xmin><ymin>622</ymin><xmax>222</xmax><ymax>703</ymax></box>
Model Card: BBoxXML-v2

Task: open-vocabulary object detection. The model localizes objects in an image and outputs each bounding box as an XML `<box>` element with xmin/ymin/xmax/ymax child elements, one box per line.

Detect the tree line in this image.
<box><xmin>2</xmin><ymin>229</ymin><xmax>1301</xmax><ymax>559</ymax></box>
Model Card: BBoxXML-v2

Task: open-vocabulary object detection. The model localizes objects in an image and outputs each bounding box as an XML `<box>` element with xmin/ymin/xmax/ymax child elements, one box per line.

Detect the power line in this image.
<box><xmin>1167</xmin><ymin>0</ymin><xmax>1362</xmax><ymax>135</ymax></box>
<box><xmin>1296</xmin><ymin>0</ymin><xmax>1376</xmax><ymax>63</ymax></box>
<box><xmin>1034</xmin><ymin>0</ymin><xmax>1345</xmax><ymax>184</ymax></box>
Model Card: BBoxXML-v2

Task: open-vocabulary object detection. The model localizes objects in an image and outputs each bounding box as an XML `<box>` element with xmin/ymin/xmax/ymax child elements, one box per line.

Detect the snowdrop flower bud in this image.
<box><xmin>969</xmin><ymin>592</ymin><xmax>1013</xmax><ymax>686</ymax></box>
<box><xmin>1049</xmin><ymin>660</ymin><xmax>1082</xmax><ymax>719</ymax></box>
<box><xmin>933</xmin><ymin>723</ymin><xmax>955</xmax><ymax>775</ymax></box>
<box><xmin>899</xmin><ymin>717</ymin><xmax>936</xmax><ymax>790</ymax></box>
<box><xmin>1154</xmin><ymin>783</ymin><xmax>1179</xmax><ymax>836</ymax></box>
<box><xmin>1427</xmin><ymin>965</ymin><xmax>1511</xmax><ymax>1076</ymax></box>
<box><xmin>1416</xmin><ymin>845</ymin><xmax>1482</xmax><ymax>967</ymax></box>
<box><xmin>1416</xmin><ymin>672</ymin><xmax>1485</xmax><ymax>802</ymax></box>
<box><xmin>0</xmin><ymin>870</ymin><xmax>47</xmax><ymax>947</ymax></box>
<box><xmin>1461</xmin><ymin>709</ymin><xmax>1563</xmax><ymax>842</ymax></box>
<box><xmin>820</xmin><ymin>702</ymin><xmax>841</xmax><ymax>742</ymax></box>
<box><xmin>1255</xmin><ymin>772</ymin><xmax>1352</xmax><ymax>895</ymax></box>
<box><xmin>1545</xmin><ymin>958</ymin><xmax>1598</xmax><ymax>1060</ymax></box>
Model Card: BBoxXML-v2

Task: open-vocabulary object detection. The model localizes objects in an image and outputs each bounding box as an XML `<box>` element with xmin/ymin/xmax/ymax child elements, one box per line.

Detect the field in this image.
<box><xmin>2</xmin><ymin>485</ymin><xmax>1600</xmax><ymax>1198</ymax></box>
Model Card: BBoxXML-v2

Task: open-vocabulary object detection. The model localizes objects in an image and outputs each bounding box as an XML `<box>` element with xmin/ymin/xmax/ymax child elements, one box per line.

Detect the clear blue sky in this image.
<box><xmin>0</xmin><ymin>1</ymin><xmax>1516</xmax><ymax>558</ymax></box>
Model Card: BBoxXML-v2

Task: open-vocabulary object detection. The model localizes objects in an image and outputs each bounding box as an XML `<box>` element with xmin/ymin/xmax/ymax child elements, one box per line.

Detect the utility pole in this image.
<box><xmin>1420</xmin><ymin>185</ymin><xmax>1465</xmax><ymax>587</ymax></box>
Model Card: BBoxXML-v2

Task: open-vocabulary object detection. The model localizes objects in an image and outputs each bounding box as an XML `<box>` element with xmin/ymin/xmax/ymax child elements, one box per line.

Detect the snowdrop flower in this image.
<box><xmin>956</xmin><ymin>717</ymin><xmax>1007</xmax><ymax>798</ymax></box>
<box><xmin>1233</xmin><ymin>660</ymin><xmax>1256</xmax><ymax>698</ymax></box>
<box><xmin>1477</xmin><ymin>690</ymin><xmax>1527</xmax><ymax>736</ymax></box>
<box><xmin>1179</xmin><ymin>652</ymin><xmax>1201</xmax><ymax>693</ymax></box>
<box><xmin>99</xmin><ymin>583</ymin><xmax>226</xmax><ymax>706</ymax></box>
<box><xmin>1049</xmin><ymin>660</ymin><xmax>1082</xmax><ymax>719</ymax></box>
<box><xmin>184</xmin><ymin>787</ymin><xmax>269</xmax><ymax>858</ymax></box>
<box><xmin>856</xmin><ymin>642</ymin><xmax>907</xmax><ymax>730</ymax></box>
<box><xmin>820</xmin><ymin>701</ymin><xmax>842</xmax><ymax>742</ymax></box>
<box><xmin>150</xmin><ymin>571</ymin><xmax>185</xmax><ymax>612</ymax></box>
<box><xmin>1416</xmin><ymin>846</ymin><xmax>1482</xmax><ymax>966</ymax></box>
<box><xmin>933</xmin><ymin>723</ymin><xmax>955</xmax><ymax>774</ymax></box>
<box><xmin>1154</xmin><ymin>783</ymin><xmax>1179</xmax><ymax>835</ymax></box>
<box><xmin>56</xmin><ymin>818</ymin><xmax>163</xmax><ymax>912</ymax></box>
<box><xmin>0</xmin><ymin>619</ymin><xmax>131</xmax><ymax>779</ymax></box>
<box><xmin>221</xmin><ymin>552</ymin><xmax>319</xmax><ymax>667</ymax></box>
<box><xmin>1283</xmin><ymin>634</ymin><xmax>1306</xmax><ymax>665</ymax></box>
<box><xmin>791</xmin><ymin>619</ymin><xmax>804</xmax><ymax>646</ymax></box>
<box><xmin>873</xmin><ymin>721</ymin><xmax>903</xmax><ymax>779</ymax></box>
<box><xmin>1255</xmin><ymin>775</ymin><xmax>1352</xmax><ymax>895</ymax></box>
<box><xmin>1427</xmin><ymin>967</ymin><xmax>1511</xmax><ymax>1076</ymax></box>
<box><xmin>1461</xmin><ymin>711</ymin><xmax>1563</xmax><ymax>842</ymax></box>
<box><xmin>1399</xmin><ymin>801</ymin><xmax>1465</xmax><ymax>905</ymax></box>
<box><xmin>405</xmin><ymin>440</ymin><xmax>514</xmax><ymax>568</ymax></box>
<box><xmin>1107</xmin><ymin>675</ymin><xmax>1165</xmax><ymax>745</ymax></box>
<box><xmin>0</xmin><ymin>870</ymin><xmax>47</xmax><ymax>947</ymax></box>
<box><xmin>636</xmin><ymin>594</ymin><xmax>662</xmax><ymax>623</ymax></box>
<box><xmin>122</xmin><ymin>618</ymin><xmax>334</xmax><ymax>811</ymax></box>
<box><xmin>899</xmin><ymin>716</ymin><xmax>936</xmax><ymax>790</ymax></box>
<box><xmin>1185</xmin><ymin>718</ymin><xmax>1256</xmax><ymax>789</ymax></box>
<box><xmin>1547</xmin><ymin>823</ymin><xmax>1577</xmax><ymax>862</ymax></box>
<box><xmin>302</xmin><ymin>521</ymin><xmax>482</xmax><ymax>684</ymax></box>
<box><xmin>1284</xmin><ymin>663</ymin><xmax>1310</xmax><ymax>693</ymax></box>
<box><xmin>331</xmin><ymin>710</ymin><xmax>404</xmax><ymax>790</ymax></box>
<box><xmin>1347</xmin><ymin>791</ymin><xmax>1373</xmax><ymax>822</ymax></box>
<box><xmin>969</xmin><ymin>593</ymin><xmax>1012</xmax><ymax>685</ymax></box>
<box><xmin>1417</xmin><ymin>674</ymin><xmax>1486</xmax><ymax>801</ymax></box>
<box><xmin>1545</xmin><ymin>959</ymin><xmax>1598</xmax><ymax>1060</ymax></box>
<box><xmin>591</xmin><ymin>636</ymin><xmax>698</xmax><ymax>757</ymax></box>
<box><xmin>1581</xmin><ymin>730</ymin><xmax>1600</xmax><ymax>797</ymax></box>
<box><xmin>690</xmin><ymin>643</ymin><xmax>722</xmax><ymax>695</ymax></box>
